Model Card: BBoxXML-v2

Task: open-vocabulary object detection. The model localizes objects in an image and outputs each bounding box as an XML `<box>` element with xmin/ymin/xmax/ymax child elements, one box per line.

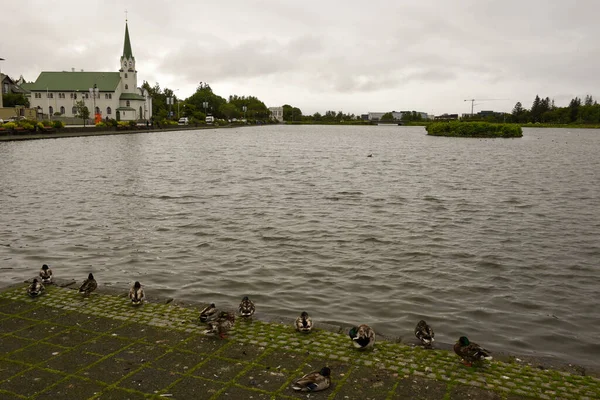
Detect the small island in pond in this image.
<box><xmin>426</xmin><ymin>121</ymin><xmax>523</xmax><ymax>138</ymax></box>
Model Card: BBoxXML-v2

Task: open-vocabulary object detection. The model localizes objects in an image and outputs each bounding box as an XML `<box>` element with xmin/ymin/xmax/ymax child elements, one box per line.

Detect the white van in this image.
<box><xmin>178</xmin><ymin>117</ymin><xmax>189</xmax><ymax>125</ymax></box>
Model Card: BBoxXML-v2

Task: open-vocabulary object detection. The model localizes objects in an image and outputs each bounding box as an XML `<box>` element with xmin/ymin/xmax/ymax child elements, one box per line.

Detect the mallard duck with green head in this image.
<box><xmin>199</xmin><ymin>303</ymin><xmax>219</xmax><ymax>322</ymax></box>
<box><xmin>78</xmin><ymin>273</ymin><xmax>98</xmax><ymax>296</ymax></box>
<box><xmin>238</xmin><ymin>296</ymin><xmax>255</xmax><ymax>317</ymax></box>
<box><xmin>129</xmin><ymin>281</ymin><xmax>145</xmax><ymax>305</ymax></box>
<box><xmin>27</xmin><ymin>278</ymin><xmax>45</xmax><ymax>298</ymax></box>
<box><xmin>295</xmin><ymin>311</ymin><xmax>313</xmax><ymax>333</ymax></box>
<box><xmin>349</xmin><ymin>324</ymin><xmax>375</xmax><ymax>349</ymax></box>
<box><xmin>415</xmin><ymin>320</ymin><xmax>435</xmax><ymax>347</ymax></box>
<box><xmin>204</xmin><ymin>311</ymin><xmax>235</xmax><ymax>339</ymax></box>
<box><xmin>454</xmin><ymin>336</ymin><xmax>492</xmax><ymax>366</ymax></box>
<box><xmin>292</xmin><ymin>367</ymin><xmax>331</xmax><ymax>392</ymax></box>
<box><xmin>39</xmin><ymin>264</ymin><xmax>53</xmax><ymax>284</ymax></box>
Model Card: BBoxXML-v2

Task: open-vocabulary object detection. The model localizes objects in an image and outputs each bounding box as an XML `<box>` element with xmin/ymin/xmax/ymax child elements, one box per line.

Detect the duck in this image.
<box><xmin>129</xmin><ymin>281</ymin><xmax>145</xmax><ymax>305</ymax></box>
<box><xmin>292</xmin><ymin>367</ymin><xmax>331</xmax><ymax>392</ymax></box>
<box><xmin>78</xmin><ymin>273</ymin><xmax>98</xmax><ymax>296</ymax></box>
<box><xmin>349</xmin><ymin>324</ymin><xmax>375</xmax><ymax>349</ymax></box>
<box><xmin>454</xmin><ymin>336</ymin><xmax>493</xmax><ymax>366</ymax></box>
<box><xmin>238</xmin><ymin>296</ymin><xmax>255</xmax><ymax>317</ymax></box>
<box><xmin>295</xmin><ymin>311</ymin><xmax>313</xmax><ymax>333</ymax></box>
<box><xmin>415</xmin><ymin>320</ymin><xmax>435</xmax><ymax>347</ymax></box>
<box><xmin>199</xmin><ymin>303</ymin><xmax>219</xmax><ymax>322</ymax></box>
<box><xmin>39</xmin><ymin>264</ymin><xmax>53</xmax><ymax>284</ymax></box>
<box><xmin>203</xmin><ymin>311</ymin><xmax>235</xmax><ymax>339</ymax></box>
<box><xmin>27</xmin><ymin>278</ymin><xmax>45</xmax><ymax>298</ymax></box>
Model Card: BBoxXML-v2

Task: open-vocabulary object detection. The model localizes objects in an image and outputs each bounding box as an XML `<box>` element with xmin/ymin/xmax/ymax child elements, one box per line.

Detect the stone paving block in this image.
<box><xmin>79</xmin><ymin>356</ymin><xmax>138</xmax><ymax>384</ymax></box>
<box><xmin>11</xmin><ymin>321</ymin><xmax>66</xmax><ymax>341</ymax></box>
<box><xmin>151</xmin><ymin>349</ymin><xmax>208</xmax><ymax>374</ymax></box>
<box><xmin>0</xmin><ymin>299</ymin><xmax>40</xmax><ymax>315</ymax></box>
<box><xmin>117</xmin><ymin>366</ymin><xmax>180</xmax><ymax>394</ymax></box>
<box><xmin>43</xmin><ymin>349</ymin><xmax>103</xmax><ymax>374</ymax></box>
<box><xmin>38</xmin><ymin>376</ymin><xmax>105</xmax><ymax>399</ymax></box>
<box><xmin>81</xmin><ymin>315</ymin><xmax>129</xmax><ymax>332</ymax></box>
<box><xmin>176</xmin><ymin>333</ymin><xmax>230</xmax><ymax>355</ymax></box>
<box><xmin>45</xmin><ymin>327</ymin><xmax>101</xmax><ymax>348</ymax></box>
<box><xmin>52</xmin><ymin>311</ymin><xmax>96</xmax><ymax>327</ymax></box>
<box><xmin>215</xmin><ymin>385</ymin><xmax>274</xmax><ymax>399</ymax></box>
<box><xmin>219</xmin><ymin>341</ymin><xmax>269</xmax><ymax>361</ymax></box>
<box><xmin>0</xmin><ymin>316</ymin><xmax>37</xmax><ymax>334</ymax></box>
<box><xmin>238</xmin><ymin>365</ymin><xmax>292</xmax><ymax>392</ymax></box>
<box><xmin>0</xmin><ymin>367</ymin><xmax>65</xmax><ymax>398</ymax></box>
<box><xmin>192</xmin><ymin>357</ymin><xmax>248</xmax><ymax>383</ymax></box>
<box><xmin>0</xmin><ymin>359</ymin><xmax>30</xmax><ymax>381</ymax></box>
<box><xmin>256</xmin><ymin>349</ymin><xmax>309</xmax><ymax>372</ymax></box>
<box><xmin>332</xmin><ymin>365</ymin><xmax>398</xmax><ymax>400</ymax></box>
<box><xmin>0</xmin><ymin>335</ymin><xmax>34</xmax><ymax>355</ymax></box>
<box><xmin>9</xmin><ymin>341</ymin><xmax>65</xmax><ymax>364</ymax></box>
<box><xmin>113</xmin><ymin>342</ymin><xmax>170</xmax><ymax>364</ymax></box>
<box><xmin>166</xmin><ymin>375</ymin><xmax>223</xmax><ymax>398</ymax></box>
<box><xmin>449</xmin><ymin>384</ymin><xmax>503</xmax><ymax>399</ymax></box>
<box><xmin>92</xmin><ymin>387</ymin><xmax>148</xmax><ymax>399</ymax></box>
<box><xmin>18</xmin><ymin>305</ymin><xmax>69</xmax><ymax>321</ymax></box>
<box><xmin>391</xmin><ymin>377</ymin><xmax>448</xmax><ymax>400</ymax></box>
<box><xmin>83</xmin><ymin>334</ymin><xmax>132</xmax><ymax>355</ymax></box>
<box><xmin>111</xmin><ymin>322</ymin><xmax>191</xmax><ymax>346</ymax></box>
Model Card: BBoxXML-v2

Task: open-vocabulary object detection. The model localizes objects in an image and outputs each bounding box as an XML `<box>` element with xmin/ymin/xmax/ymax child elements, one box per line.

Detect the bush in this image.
<box><xmin>426</xmin><ymin>121</ymin><xmax>522</xmax><ymax>138</ymax></box>
<box><xmin>52</xmin><ymin>120</ymin><xmax>64</xmax><ymax>129</ymax></box>
<box><xmin>95</xmin><ymin>122</ymin><xmax>107</xmax><ymax>127</ymax></box>
<box><xmin>128</xmin><ymin>120</ymin><xmax>137</xmax><ymax>127</ymax></box>
<box><xmin>37</xmin><ymin>122</ymin><xmax>45</xmax><ymax>129</ymax></box>
<box><xmin>21</xmin><ymin>122</ymin><xmax>34</xmax><ymax>130</ymax></box>
<box><xmin>3</xmin><ymin>122</ymin><xmax>17</xmax><ymax>130</ymax></box>
<box><xmin>105</xmin><ymin>118</ymin><xmax>118</xmax><ymax>127</ymax></box>
<box><xmin>41</xmin><ymin>120</ymin><xmax>52</xmax><ymax>127</ymax></box>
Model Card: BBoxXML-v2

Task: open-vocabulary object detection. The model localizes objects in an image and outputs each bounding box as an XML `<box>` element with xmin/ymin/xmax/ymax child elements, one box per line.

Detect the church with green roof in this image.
<box><xmin>27</xmin><ymin>22</ymin><xmax>152</xmax><ymax>122</ymax></box>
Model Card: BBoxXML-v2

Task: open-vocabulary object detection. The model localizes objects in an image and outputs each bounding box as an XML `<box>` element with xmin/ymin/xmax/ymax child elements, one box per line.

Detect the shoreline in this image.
<box><xmin>0</xmin><ymin>124</ymin><xmax>245</xmax><ymax>142</ymax></box>
<box><xmin>3</xmin><ymin>278</ymin><xmax>597</xmax><ymax>378</ymax></box>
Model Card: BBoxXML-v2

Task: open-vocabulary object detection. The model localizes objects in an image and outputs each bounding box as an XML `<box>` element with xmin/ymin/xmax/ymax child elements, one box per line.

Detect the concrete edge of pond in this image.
<box><xmin>1</xmin><ymin>278</ymin><xmax>599</xmax><ymax>400</ymax></box>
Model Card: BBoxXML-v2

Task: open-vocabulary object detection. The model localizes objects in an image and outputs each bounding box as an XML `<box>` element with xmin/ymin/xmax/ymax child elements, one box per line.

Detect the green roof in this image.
<box><xmin>28</xmin><ymin>72</ymin><xmax>121</xmax><ymax>92</ymax></box>
<box><xmin>19</xmin><ymin>82</ymin><xmax>35</xmax><ymax>92</ymax></box>
<box><xmin>120</xmin><ymin>93</ymin><xmax>145</xmax><ymax>100</ymax></box>
<box><xmin>123</xmin><ymin>23</ymin><xmax>133</xmax><ymax>59</ymax></box>
<box><xmin>116</xmin><ymin>106</ymin><xmax>136</xmax><ymax>111</ymax></box>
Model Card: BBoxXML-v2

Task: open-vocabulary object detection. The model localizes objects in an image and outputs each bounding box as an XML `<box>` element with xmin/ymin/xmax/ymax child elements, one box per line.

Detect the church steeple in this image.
<box><xmin>123</xmin><ymin>22</ymin><xmax>133</xmax><ymax>59</ymax></box>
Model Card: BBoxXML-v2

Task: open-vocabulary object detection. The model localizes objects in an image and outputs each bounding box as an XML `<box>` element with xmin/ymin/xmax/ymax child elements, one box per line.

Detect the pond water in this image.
<box><xmin>1</xmin><ymin>125</ymin><xmax>599</xmax><ymax>366</ymax></box>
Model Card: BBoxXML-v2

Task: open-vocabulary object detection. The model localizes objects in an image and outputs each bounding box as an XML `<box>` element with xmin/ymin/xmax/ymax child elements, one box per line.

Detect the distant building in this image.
<box><xmin>27</xmin><ymin>21</ymin><xmax>152</xmax><ymax>121</ymax></box>
<box><xmin>269</xmin><ymin>106</ymin><xmax>283</xmax><ymax>122</ymax></box>
<box><xmin>434</xmin><ymin>113</ymin><xmax>459</xmax><ymax>120</ymax></box>
<box><xmin>367</xmin><ymin>111</ymin><xmax>428</xmax><ymax>121</ymax></box>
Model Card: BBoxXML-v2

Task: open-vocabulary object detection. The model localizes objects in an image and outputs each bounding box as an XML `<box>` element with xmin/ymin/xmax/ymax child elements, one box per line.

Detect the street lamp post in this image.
<box><xmin>242</xmin><ymin>105</ymin><xmax>247</xmax><ymax>120</ymax></box>
<box><xmin>203</xmin><ymin>101</ymin><xmax>208</xmax><ymax>117</ymax></box>
<box><xmin>0</xmin><ymin>57</ymin><xmax>4</xmax><ymax>109</ymax></box>
<box><xmin>89</xmin><ymin>84</ymin><xmax>99</xmax><ymax>124</ymax></box>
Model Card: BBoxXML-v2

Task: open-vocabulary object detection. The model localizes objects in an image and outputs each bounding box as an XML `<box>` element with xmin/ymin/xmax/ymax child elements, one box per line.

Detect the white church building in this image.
<box><xmin>28</xmin><ymin>22</ymin><xmax>152</xmax><ymax>122</ymax></box>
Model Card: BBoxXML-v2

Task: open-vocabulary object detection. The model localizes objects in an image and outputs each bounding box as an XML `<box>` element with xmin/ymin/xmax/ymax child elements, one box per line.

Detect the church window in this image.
<box><xmin>105</xmin><ymin>94</ymin><xmax>108</xmax><ymax>99</ymax></box>
<box><xmin>49</xmin><ymin>106</ymin><xmax>53</xmax><ymax>115</ymax></box>
<box><xmin>47</xmin><ymin>92</ymin><xmax>53</xmax><ymax>98</ymax></box>
<box><xmin>125</xmin><ymin>73</ymin><xmax>128</xmax><ymax>78</ymax></box>
<box><xmin>84</xmin><ymin>93</ymin><xmax>89</xmax><ymax>99</ymax></box>
<box><xmin>108</xmin><ymin>93</ymin><xmax>112</xmax><ymax>99</ymax></box>
<box><xmin>72</xmin><ymin>106</ymin><xmax>77</xmax><ymax>115</ymax></box>
<box><xmin>126</xmin><ymin>100</ymin><xmax>130</xmax><ymax>107</ymax></box>
<box><xmin>60</xmin><ymin>106</ymin><xmax>65</xmax><ymax>114</ymax></box>
<box><xmin>107</xmin><ymin>107</ymin><xmax>112</xmax><ymax>115</ymax></box>
<box><xmin>125</xmin><ymin>84</ymin><xmax>129</xmax><ymax>90</ymax></box>
<box><xmin>95</xmin><ymin>106</ymin><xmax>100</xmax><ymax>115</ymax></box>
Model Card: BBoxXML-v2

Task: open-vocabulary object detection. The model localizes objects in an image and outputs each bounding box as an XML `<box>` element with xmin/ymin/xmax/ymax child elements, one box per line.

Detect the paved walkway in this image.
<box><xmin>0</xmin><ymin>284</ymin><xmax>598</xmax><ymax>399</ymax></box>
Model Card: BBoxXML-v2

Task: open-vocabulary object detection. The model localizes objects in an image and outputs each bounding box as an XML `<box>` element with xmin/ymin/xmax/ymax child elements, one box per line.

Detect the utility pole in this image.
<box><xmin>464</xmin><ymin>99</ymin><xmax>475</xmax><ymax>117</ymax></box>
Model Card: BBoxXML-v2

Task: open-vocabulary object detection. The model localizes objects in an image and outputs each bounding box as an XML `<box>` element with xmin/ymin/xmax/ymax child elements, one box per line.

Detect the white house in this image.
<box><xmin>268</xmin><ymin>106</ymin><xmax>283</xmax><ymax>122</ymax></box>
<box><xmin>27</xmin><ymin>22</ymin><xmax>152</xmax><ymax>122</ymax></box>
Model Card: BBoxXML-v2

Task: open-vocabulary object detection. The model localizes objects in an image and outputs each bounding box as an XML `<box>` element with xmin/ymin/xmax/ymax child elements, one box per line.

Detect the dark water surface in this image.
<box><xmin>1</xmin><ymin>126</ymin><xmax>599</xmax><ymax>366</ymax></box>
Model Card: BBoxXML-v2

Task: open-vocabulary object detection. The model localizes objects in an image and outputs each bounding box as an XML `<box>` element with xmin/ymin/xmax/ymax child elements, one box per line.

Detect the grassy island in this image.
<box><xmin>426</xmin><ymin>121</ymin><xmax>523</xmax><ymax>138</ymax></box>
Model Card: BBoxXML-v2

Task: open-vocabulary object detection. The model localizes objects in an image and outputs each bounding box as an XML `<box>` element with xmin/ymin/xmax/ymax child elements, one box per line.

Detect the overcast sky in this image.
<box><xmin>2</xmin><ymin>0</ymin><xmax>598</xmax><ymax>115</ymax></box>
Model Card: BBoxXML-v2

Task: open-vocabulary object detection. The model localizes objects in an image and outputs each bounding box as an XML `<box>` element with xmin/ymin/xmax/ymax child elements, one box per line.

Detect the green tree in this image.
<box><xmin>381</xmin><ymin>112</ymin><xmax>394</xmax><ymax>121</ymax></box>
<box><xmin>74</xmin><ymin>100</ymin><xmax>90</xmax><ymax>126</ymax></box>
<box><xmin>186</xmin><ymin>82</ymin><xmax>226</xmax><ymax>119</ymax></box>
<box><xmin>2</xmin><ymin>93</ymin><xmax>29</xmax><ymax>107</ymax></box>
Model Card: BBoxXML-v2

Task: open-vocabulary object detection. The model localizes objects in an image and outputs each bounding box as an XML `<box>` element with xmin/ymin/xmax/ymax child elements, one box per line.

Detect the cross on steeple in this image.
<box><xmin>125</xmin><ymin>9</ymin><xmax>128</xmax><ymax>22</ymax></box>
